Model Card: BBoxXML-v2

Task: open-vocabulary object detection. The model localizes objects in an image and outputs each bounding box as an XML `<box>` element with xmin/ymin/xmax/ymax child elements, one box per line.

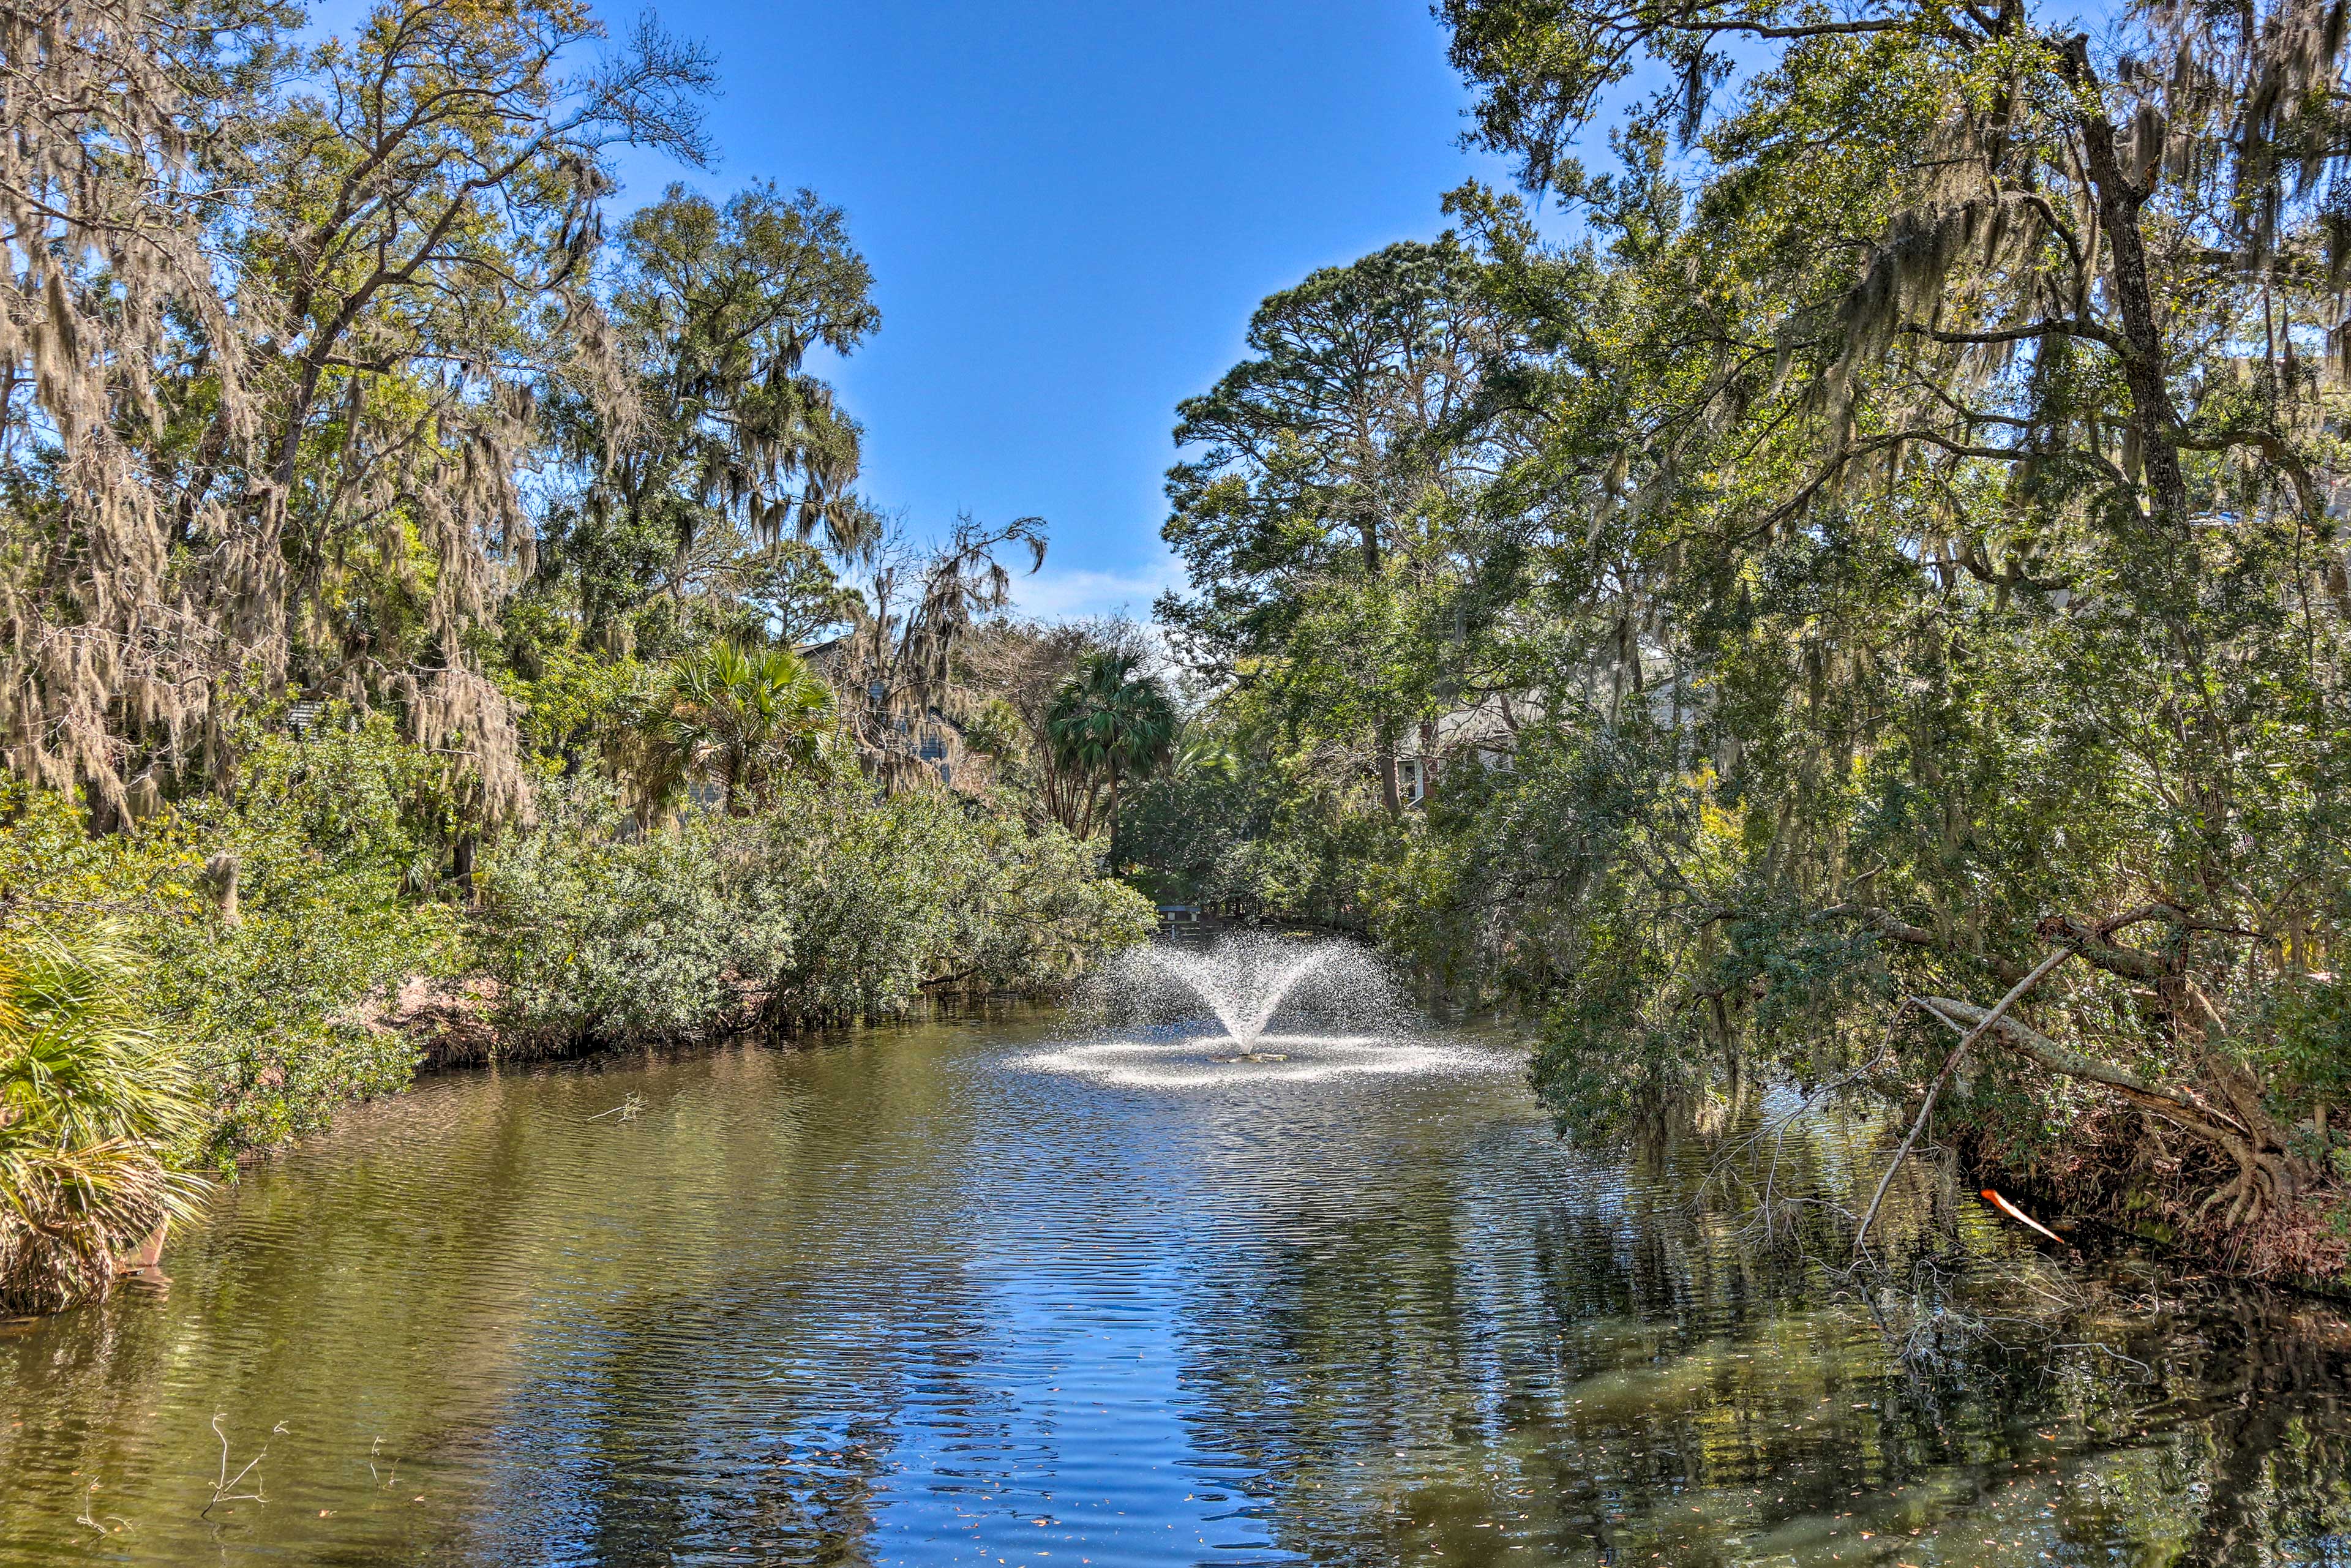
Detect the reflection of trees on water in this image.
<box><xmin>448</xmin><ymin>1036</ymin><xmax>1007</xmax><ymax>1566</ymax></box>
<box><xmin>13</xmin><ymin>1037</ymin><xmax>2351</xmax><ymax>1566</ymax></box>
<box><xmin>0</xmin><ymin>1053</ymin><xmax>649</xmax><ymax>1558</ymax></box>
<box><xmin>0</xmin><ymin>1035</ymin><xmax>1011</xmax><ymax>1566</ymax></box>
<box><xmin>465</xmin><ymin>1277</ymin><xmax>923</xmax><ymax>1563</ymax></box>
<box><xmin>1165</xmin><ymin>1109</ymin><xmax>2351</xmax><ymax>1567</ymax></box>
<box><xmin>2168</xmin><ymin>1295</ymin><xmax>2351</xmax><ymax>1564</ymax></box>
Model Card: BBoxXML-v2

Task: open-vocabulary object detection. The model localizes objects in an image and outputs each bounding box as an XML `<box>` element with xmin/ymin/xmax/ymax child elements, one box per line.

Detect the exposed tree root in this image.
<box><xmin>1918</xmin><ymin>995</ymin><xmax>2319</xmax><ymax>1250</ymax></box>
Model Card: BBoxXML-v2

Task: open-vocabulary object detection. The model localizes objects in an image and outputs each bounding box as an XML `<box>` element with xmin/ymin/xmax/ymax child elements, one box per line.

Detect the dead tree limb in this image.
<box><xmin>1917</xmin><ymin>994</ymin><xmax>2304</xmax><ymax>1228</ymax></box>
<box><xmin>1853</xmin><ymin>950</ymin><xmax>2073</xmax><ymax>1255</ymax></box>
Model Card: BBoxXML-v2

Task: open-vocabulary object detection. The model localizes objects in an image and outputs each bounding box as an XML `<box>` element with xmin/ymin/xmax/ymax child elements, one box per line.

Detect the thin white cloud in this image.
<box><xmin>1007</xmin><ymin>557</ymin><xmax>1187</xmax><ymax>624</ymax></box>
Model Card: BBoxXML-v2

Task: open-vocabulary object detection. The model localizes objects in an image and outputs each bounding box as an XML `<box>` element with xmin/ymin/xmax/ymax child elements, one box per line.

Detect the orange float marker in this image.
<box><xmin>1981</xmin><ymin>1187</ymin><xmax>2064</xmax><ymax>1243</ymax></box>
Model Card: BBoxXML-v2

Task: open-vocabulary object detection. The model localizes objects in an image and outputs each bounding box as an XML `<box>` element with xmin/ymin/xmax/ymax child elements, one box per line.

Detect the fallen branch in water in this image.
<box><xmin>74</xmin><ymin>1479</ymin><xmax>127</xmax><ymax>1536</ymax></box>
<box><xmin>1914</xmin><ymin>989</ymin><xmax>2306</xmax><ymax>1229</ymax></box>
<box><xmin>1853</xmin><ymin>949</ymin><xmax>2073</xmax><ymax>1256</ymax></box>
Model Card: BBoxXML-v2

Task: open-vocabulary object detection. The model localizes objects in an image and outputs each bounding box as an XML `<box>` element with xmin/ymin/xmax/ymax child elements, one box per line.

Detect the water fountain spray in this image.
<box><xmin>1019</xmin><ymin>932</ymin><xmax>1499</xmax><ymax>1089</ymax></box>
<box><xmin>1146</xmin><ymin>941</ymin><xmax>1341</xmax><ymax>1060</ymax></box>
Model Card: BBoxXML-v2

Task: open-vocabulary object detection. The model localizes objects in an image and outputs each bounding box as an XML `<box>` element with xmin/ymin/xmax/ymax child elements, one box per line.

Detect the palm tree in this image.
<box><xmin>662</xmin><ymin>642</ymin><xmax>836</xmax><ymax>813</ymax></box>
<box><xmin>0</xmin><ymin>928</ymin><xmax>208</xmax><ymax>1316</ymax></box>
<box><xmin>1171</xmin><ymin>724</ymin><xmax>1239</xmax><ymax>786</ymax></box>
<box><xmin>1045</xmin><ymin>651</ymin><xmax>1180</xmax><ymax>838</ymax></box>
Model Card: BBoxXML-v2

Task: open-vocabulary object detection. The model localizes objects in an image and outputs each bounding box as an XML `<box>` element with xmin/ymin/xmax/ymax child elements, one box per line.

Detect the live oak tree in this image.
<box><xmin>0</xmin><ymin>0</ymin><xmax>280</xmax><ymax>814</ymax></box>
<box><xmin>1</xmin><ymin>0</ymin><xmax>712</xmax><ymax>824</ymax></box>
<box><xmin>1409</xmin><ymin>0</ymin><xmax>2351</xmax><ymax>1239</ymax></box>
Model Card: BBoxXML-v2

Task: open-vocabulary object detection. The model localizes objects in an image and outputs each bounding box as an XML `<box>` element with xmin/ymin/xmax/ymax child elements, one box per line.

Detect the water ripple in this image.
<box><xmin>0</xmin><ymin>1008</ymin><xmax>2345</xmax><ymax>1567</ymax></box>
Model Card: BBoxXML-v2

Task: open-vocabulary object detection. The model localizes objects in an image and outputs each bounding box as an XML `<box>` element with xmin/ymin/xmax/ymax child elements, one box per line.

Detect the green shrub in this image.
<box><xmin>474</xmin><ymin>775</ymin><xmax>1152</xmax><ymax>1044</ymax></box>
<box><xmin>468</xmin><ymin>777</ymin><xmax>784</xmax><ymax>1043</ymax></box>
<box><xmin>741</xmin><ymin>780</ymin><xmax>1154</xmax><ymax>1019</ymax></box>
<box><xmin>0</xmin><ymin>711</ymin><xmax>463</xmax><ymax>1165</ymax></box>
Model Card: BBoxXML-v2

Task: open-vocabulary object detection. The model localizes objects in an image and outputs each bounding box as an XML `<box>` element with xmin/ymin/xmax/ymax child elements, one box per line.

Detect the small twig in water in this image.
<box><xmin>2053</xmin><ymin>1340</ymin><xmax>2156</xmax><ymax>1375</ymax></box>
<box><xmin>584</xmin><ymin>1093</ymin><xmax>645</xmax><ymax>1123</ymax></box>
<box><xmin>200</xmin><ymin>1416</ymin><xmax>282</xmax><ymax>1518</ymax></box>
<box><xmin>73</xmin><ymin>1481</ymin><xmax>126</xmax><ymax>1535</ymax></box>
<box><xmin>1692</xmin><ymin>1018</ymin><xmax>1901</xmax><ymax>1239</ymax></box>
<box><xmin>370</xmin><ymin>1435</ymin><xmax>402</xmax><ymax>1490</ymax></box>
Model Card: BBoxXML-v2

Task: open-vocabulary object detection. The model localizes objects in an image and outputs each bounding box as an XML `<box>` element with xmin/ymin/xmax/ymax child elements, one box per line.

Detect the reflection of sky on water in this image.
<box><xmin>4</xmin><ymin>1010</ymin><xmax>2351</xmax><ymax>1567</ymax></box>
<box><xmin>1014</xmin><ymin>1030</ymin><xmax>1504</xmax><ymax>1089</ymax></box>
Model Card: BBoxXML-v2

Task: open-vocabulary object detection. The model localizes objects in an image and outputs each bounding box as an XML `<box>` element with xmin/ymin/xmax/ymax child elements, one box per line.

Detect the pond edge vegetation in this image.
<box><xmin>17</xmin><ymin>0</ymin><xmax>2351</xmax><ymax>1313</ymax></box>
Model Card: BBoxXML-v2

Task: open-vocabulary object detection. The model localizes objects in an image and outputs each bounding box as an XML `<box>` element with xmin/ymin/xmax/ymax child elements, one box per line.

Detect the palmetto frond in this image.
<box><xmin>656</xmin><ymin>640</ymin><xmax>839</xmax><ymax>812</ymax></box>
<box><xmin>0</xmin><ymin>928</ymin><xmax>208</xmax><ymax>1316</ymax></box>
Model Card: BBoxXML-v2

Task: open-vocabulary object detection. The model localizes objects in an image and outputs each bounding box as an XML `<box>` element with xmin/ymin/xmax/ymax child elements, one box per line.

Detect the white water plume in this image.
<box><xmin>1021</xmin><ymin>933</ymin><xmax>1503</xmax><ymax>1089</ymax></box>
<box><xmin>1021</xmin><ymin>1033</ymin><xmax>1475</xmax><ymax>1089</ymax></box>
<box><xmin>1147</xmin><ymin>942</ymin><xmax>1349</xmax><ymax>1055</ymax></box>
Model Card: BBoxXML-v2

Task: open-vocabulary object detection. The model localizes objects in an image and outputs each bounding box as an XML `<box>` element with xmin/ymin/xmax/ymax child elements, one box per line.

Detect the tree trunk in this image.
<box><xmin>203</xmin><ymin>852</ymin><xmax>241</xmax><ymax>927</ymax></box>
<box><xmin>451</xmin><ymin>833</ymin><xmax>476</xmax><ymax>901</ymax></box>
<box><xmin>1365</xmin><ymin>514</ymin><xmax>1401</xmax><ymax>814</ymax></box>
<box><xmin>2062</xmin><ymin>35</ymin><xmax>2191</xmax><ymax>539</ymax></box>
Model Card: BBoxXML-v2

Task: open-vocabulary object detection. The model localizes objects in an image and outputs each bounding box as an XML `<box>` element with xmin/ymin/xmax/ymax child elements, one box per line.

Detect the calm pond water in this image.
<box><xmin>6</xmin><ymin>1007</ymin><xmax>2351</xmax><ymax>1566</ymax></box>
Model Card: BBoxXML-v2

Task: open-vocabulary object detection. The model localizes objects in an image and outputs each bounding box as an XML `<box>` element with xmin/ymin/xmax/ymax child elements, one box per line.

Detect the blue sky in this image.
<box><xmin>609</xmin><ymin>0</ymin><xmax>1524</xmax><ymax>623</ymax></box>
